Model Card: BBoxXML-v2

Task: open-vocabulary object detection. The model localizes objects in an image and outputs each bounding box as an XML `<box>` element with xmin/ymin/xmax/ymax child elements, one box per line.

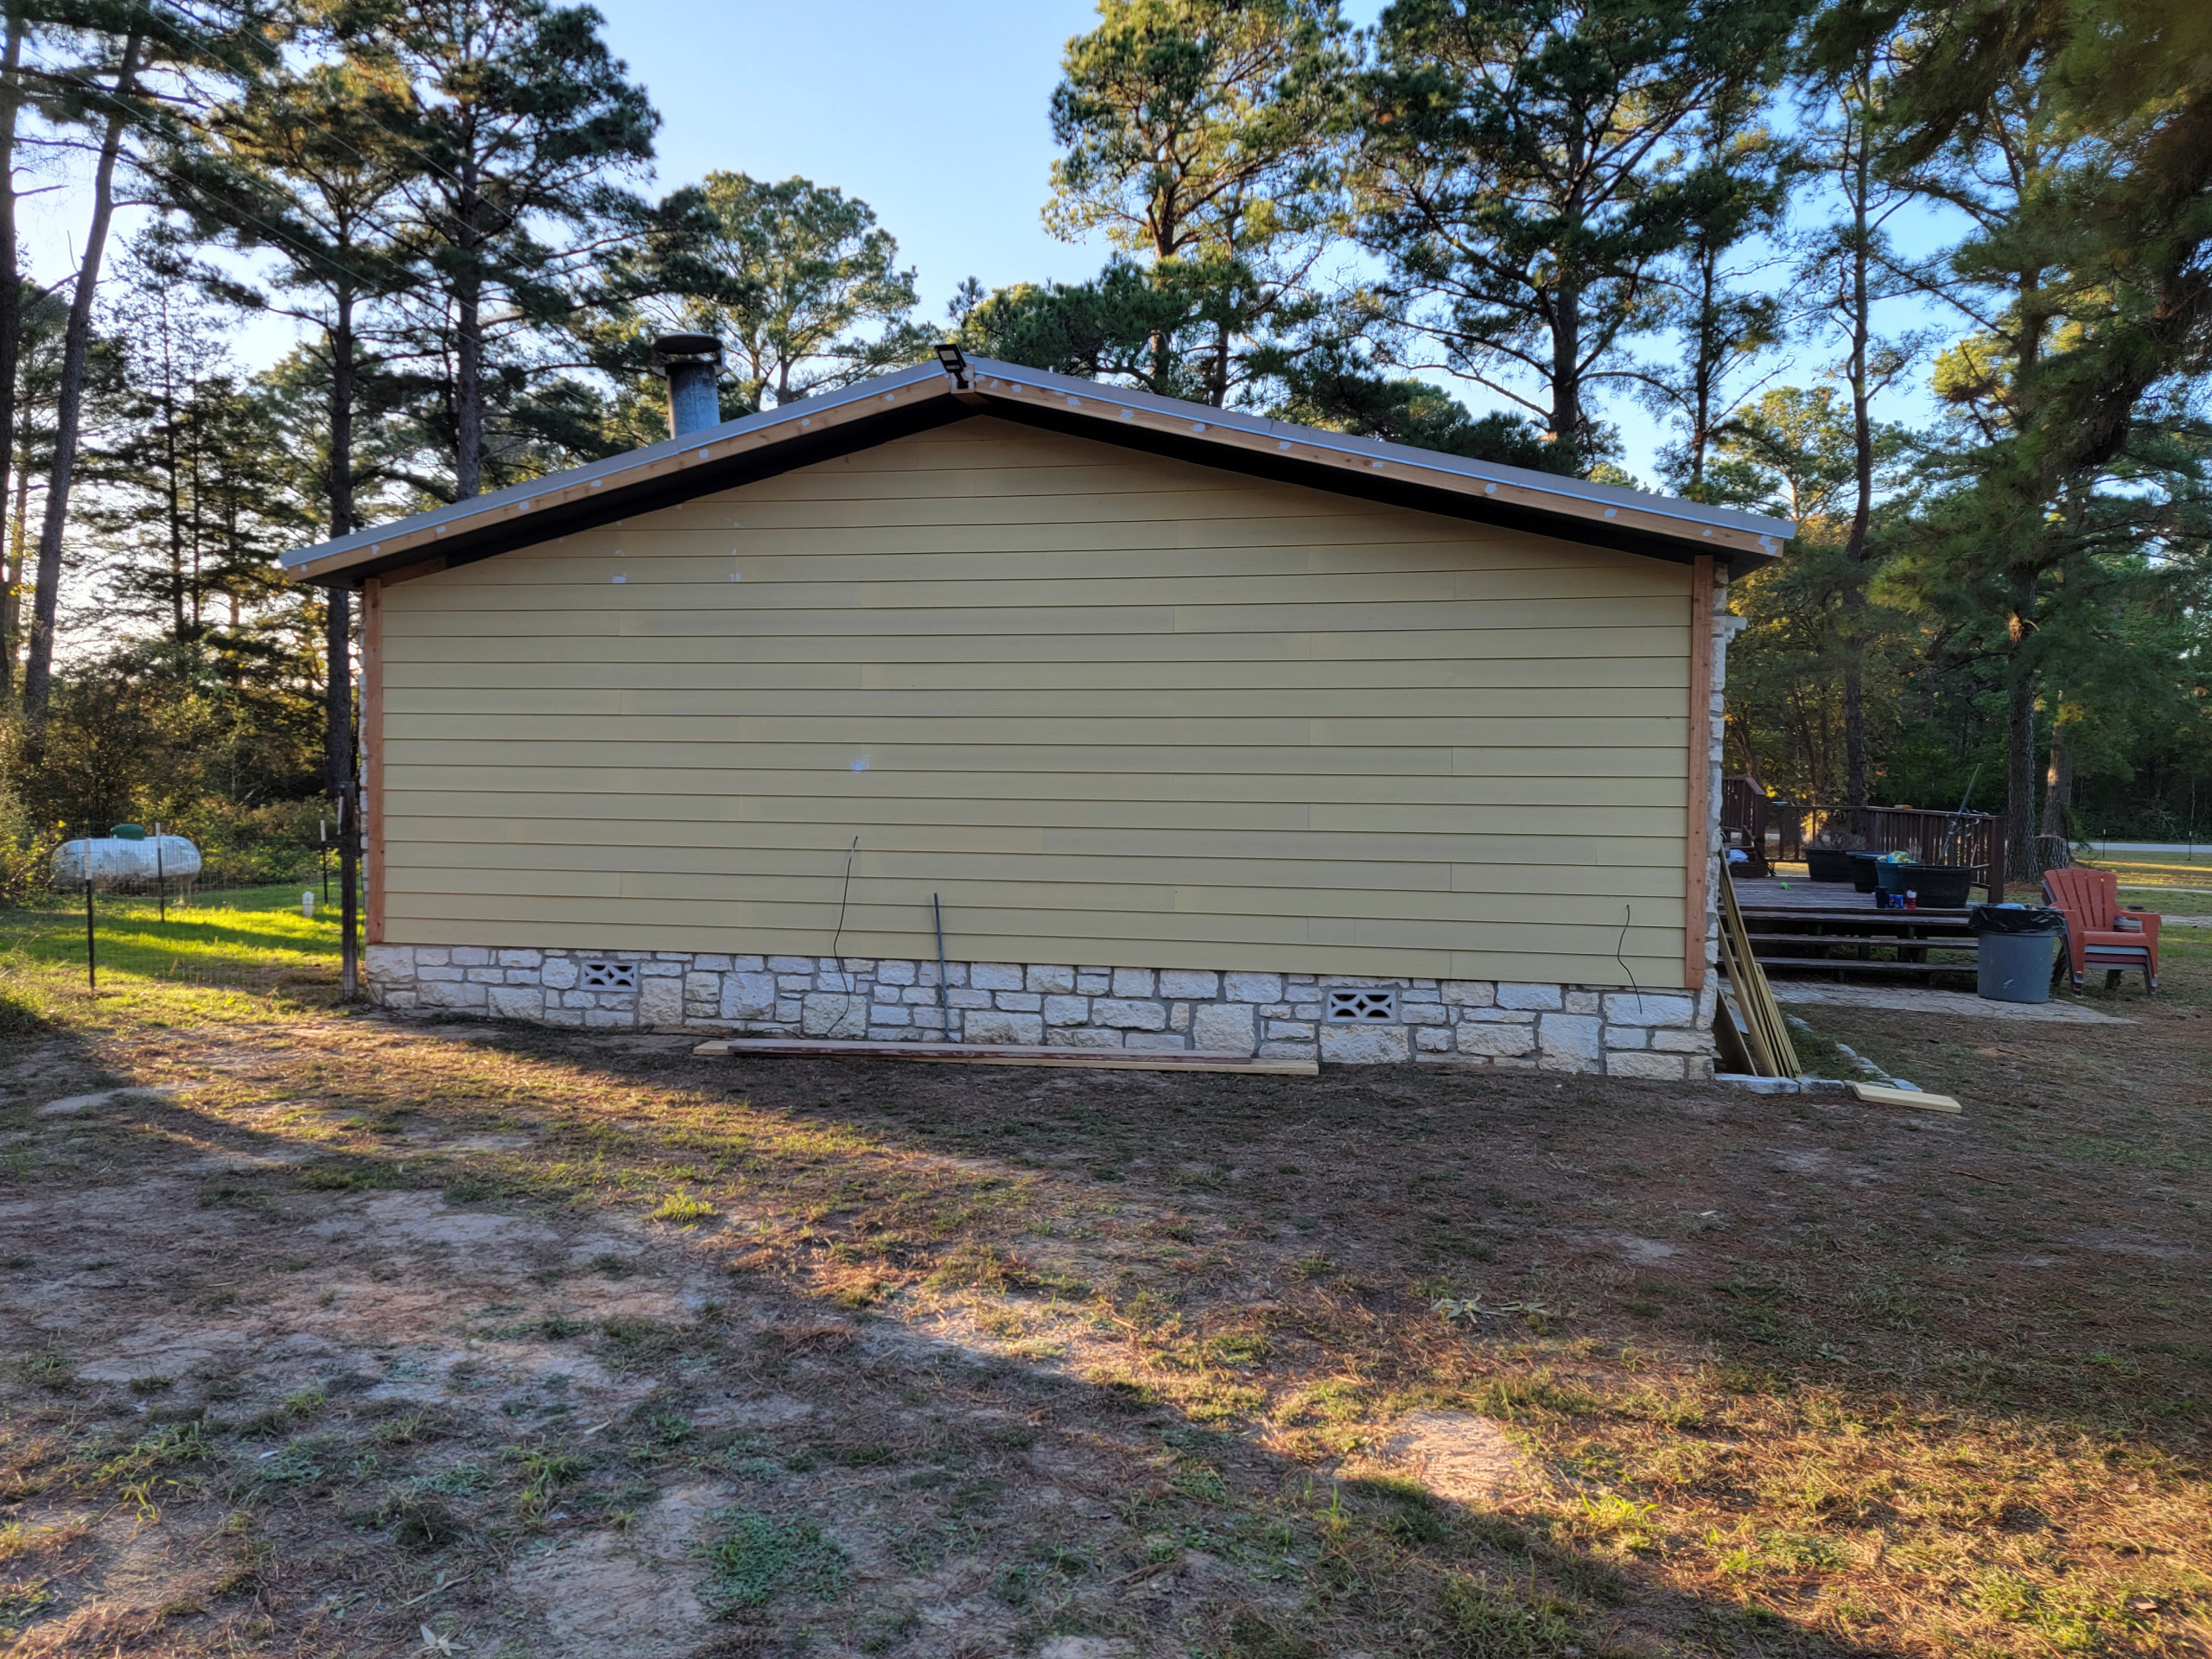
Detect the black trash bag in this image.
<box><xmin>1969</xmin><ymin>904</ymin><xmax>2065</xmax><ymax>934</ymax></box>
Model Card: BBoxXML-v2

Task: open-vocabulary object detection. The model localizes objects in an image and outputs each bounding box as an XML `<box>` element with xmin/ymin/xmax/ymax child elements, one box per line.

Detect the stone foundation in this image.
<box><xmin>364</xmin><ymin>944</ymin><xmax>1718</xmax><ymax>1078</ymax></box>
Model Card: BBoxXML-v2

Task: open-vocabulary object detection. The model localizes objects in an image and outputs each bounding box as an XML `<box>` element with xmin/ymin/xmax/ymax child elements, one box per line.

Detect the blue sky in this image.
<box><xmin>20</xmin><ymin>0</ymin><xmax>1953</xmax><ymax>487</ymax></box>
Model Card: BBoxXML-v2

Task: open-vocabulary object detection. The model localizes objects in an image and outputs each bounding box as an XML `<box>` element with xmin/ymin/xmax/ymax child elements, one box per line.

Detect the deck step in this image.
<box><xmin>1754</xmin><ymin>957</ymin><xmax>1979</xmax><ymax>977</ymax></box>
<box><xmin>1737</xmin><ymin>906</ymin><xmax>1974</xmax><ymax>924</ymax></box>
<box><xmin>1744</xmin><ymin>932</ymin><xmax>1979</xmax><ymax>951</ymax></box>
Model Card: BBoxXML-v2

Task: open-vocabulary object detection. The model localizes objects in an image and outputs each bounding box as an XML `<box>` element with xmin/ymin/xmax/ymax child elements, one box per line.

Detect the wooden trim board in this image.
<box><xmin>690</xmin><ymin>1038</ymin><xmax>1318</xmax><ymax>1076</ymax></box>
<box><xmin>1849</xmin><ymin>1082</ymin><xmax>1963</xmax><ymax>1114</ymax></box>
<box><xmin>362</xmin><ymin>577</ymin><xmax>385</xmax><ymax>945</ymax></box>
<box><xmin>1683</xmin><ymin>555</ymin><xmax>1715</xmax><ymax>989</ymax></box>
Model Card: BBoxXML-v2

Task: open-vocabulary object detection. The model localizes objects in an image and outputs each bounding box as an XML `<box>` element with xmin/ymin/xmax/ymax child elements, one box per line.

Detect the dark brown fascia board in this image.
<box><xmin>281</xmin><ymin>358</ymin><xmax>1792</xmax><ymax>587</ymax></box>
<box><xmin>281</xmin><ymin>364</ymin><xmax>963</xmax><ymax>586</ymax></box>
<box><xmin>957</xmin><ymin>362</ymin><xmax>1790</xmax><ymax>571</ymax></box>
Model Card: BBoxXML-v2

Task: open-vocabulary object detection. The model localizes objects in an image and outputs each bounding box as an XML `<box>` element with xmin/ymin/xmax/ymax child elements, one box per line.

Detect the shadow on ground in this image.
<box><xmin>2</xmin><ymin>997</ymin><xmax>2207</xmax><ymax>1656</ymax></box>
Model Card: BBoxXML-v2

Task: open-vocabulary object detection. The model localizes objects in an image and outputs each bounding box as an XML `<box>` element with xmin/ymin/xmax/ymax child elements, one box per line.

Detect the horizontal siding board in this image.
<box><xmin>382</xmin><ymin>805</ymin><xmax>1682</xmax><ymax>846</ymax></box>
<box><xmin>379</xmin><ymin>834</ymin><xmax>1689</xmax><ymax>887</ymax></box>
<box><xmin>384</xmin><ymin>833</ymin><xmax>1693</xmax><ymax>901</ymax></box>
<box><xmin>381</xmin><ymin>686</ymin><xmax>1682</xmax><ymax>721</ymax></box>
<box><xmin>380</xmin><ymin>887</ymin><xmax>1684</xmax><ymax>963</ymax></box>
<box><xmin>380</xmin><ymin>626</ymin><xmax>1692</xmax><ymax>664</ymax></box>
<box><xmin>382</xmin><ymin>772</ymin><xmax>1686</xmax><ymax>814</ymax></box>
<box><xmin>380</xmin><ymin>713</ymin><xmax>1683</xmax><ymax>749</ymax></box>
<box><xmin>383</xmin><ymin>656</ymin><xmax>1688</xmax><ymax>694</ymax></box>
<box><xmin>428</xmin><ymin>550</ymin><xmax>1686</xmax><ymax>601</ymax></box>
<box><xmin>536</xmin><ymin>519</ymin><xmax>1647</xmax><ymax>567</ymax></box>
<box><xmin>382</xmin><ymin>740</ymin><xmax>1685</xmax><ymax>776</ymax></box>
<box><xmin>386</xmin><ymin>594</ymin><xmax>1677</xmax><ymax>634</ymax></box>
<box><xmin>378</xmin><ymin>416</ymin><xmax>1696</xmax><ymax>986</ymax></box>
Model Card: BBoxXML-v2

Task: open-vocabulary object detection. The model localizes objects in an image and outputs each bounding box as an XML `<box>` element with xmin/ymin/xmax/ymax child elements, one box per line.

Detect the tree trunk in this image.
<box><xmin>452</xmin><ymin>142</ymin><xmax>484</xmax><ymax>498</ymax></box>
<box><xmin>2004</xmin><ymin>625</ymin><xmax>2037</xmax><ymax>882</ymax></box>
<box><xmin>1550</xmin><ymin>124</ymin><xmax>1586</xmax><ymax>465</ymax></box>
<box><xmin>327</xmin><ymin>295</ymin><xmax>359</xmax><ymax>999</ymax></box>
<box><xmin>1551</xmin><ymin>273</ymin><xmax>1581</xmax><ymax>462</ymax></box>
<box><xmin>0</xmin><ymin>0</ymin><xmax>23</xmax><ymax>695</ymax></box>
<box><xmin>21</xmin><ymin>25</ymin><xmax>144</xmax><ymax>722</ymax></box>
<box><xmin>454</xmin><ymin>280</ymin><xmax>481</xmax><ymax>498</ymax></box>
<box><xmin>1688</xmin><ymin>251</ymin><xmax>1716</xmax><ymax>495</ymax></box>
<box><xmin>329</xmin><ymin>291</ymin><xmax>355</xmax><ymax>537</ymax></box>
<box><xmin>2040</xmin><ymin>715</ymin><xmax>2071</xmax><ymax>844</ymax></box>
<box><xmin>325</xmin><ymin>582</ymin><xmax>357</xmax><ymax>996</ymax></box>
<box><xmin>1</xmin><ymin>461</ymin><xmax>22</xmax><ymax>686</ymax></box>
<box><xmin>1840</xmin><ymin>105</ymin><xmax>1874</xmax><ymax>811</ymax></box>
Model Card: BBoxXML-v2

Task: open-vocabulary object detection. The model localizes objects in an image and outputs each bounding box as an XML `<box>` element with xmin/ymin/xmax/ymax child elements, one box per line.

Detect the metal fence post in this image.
<box><xmin>81</xmin><ymin>830</ymin><xmax>96</xmax><ymax>991</ymax></box>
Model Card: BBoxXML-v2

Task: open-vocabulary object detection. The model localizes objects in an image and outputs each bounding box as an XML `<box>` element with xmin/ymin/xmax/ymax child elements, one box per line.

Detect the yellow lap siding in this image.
<box><xmin>377</xmin><ymin>416</ymin><xmax>1697</xmax><ymax>985</ymax></box>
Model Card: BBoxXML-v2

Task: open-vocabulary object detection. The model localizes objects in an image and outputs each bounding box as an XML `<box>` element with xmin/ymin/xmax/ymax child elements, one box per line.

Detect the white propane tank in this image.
<box><xmin>52</xmin><ymin>834</ymin><xmax>202</xmax><ymax>888</ymax></box>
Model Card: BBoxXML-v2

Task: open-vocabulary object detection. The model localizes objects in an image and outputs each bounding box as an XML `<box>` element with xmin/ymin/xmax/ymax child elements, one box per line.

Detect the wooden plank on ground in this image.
<box><xmin>690</xmin><ymin>1038</ymin><xmax>1319</xmax><ymax>1076</ymax></box>
<box><xmin>1848</xmin><ymin>1082</ymin><xmax>1964</xmax><ymax>1114</ymax></box>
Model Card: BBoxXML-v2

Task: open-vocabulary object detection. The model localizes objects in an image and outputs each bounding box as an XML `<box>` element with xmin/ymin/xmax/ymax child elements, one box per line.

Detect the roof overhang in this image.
<box><xmin>281</xmin><ymin>357</ymin><xmax>1792</xmax><ymax>587</ymax></box>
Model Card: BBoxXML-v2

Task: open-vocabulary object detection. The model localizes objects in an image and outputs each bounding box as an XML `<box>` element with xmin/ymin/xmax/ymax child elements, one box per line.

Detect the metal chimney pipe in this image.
<box><xmin>651</xmin><ymin>333</ymin><xmax>724</xmax><ymax>437</ymax></box>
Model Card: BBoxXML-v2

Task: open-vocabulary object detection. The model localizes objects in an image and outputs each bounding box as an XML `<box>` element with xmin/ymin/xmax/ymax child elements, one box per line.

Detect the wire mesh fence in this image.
<box><xmin>8</xmin><ymin>820</ymin><xmax>354</xmax><ymax>995</ymax></box>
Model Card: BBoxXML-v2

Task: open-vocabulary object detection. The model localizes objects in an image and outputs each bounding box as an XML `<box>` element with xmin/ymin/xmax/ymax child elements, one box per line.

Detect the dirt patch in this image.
<box><xmin>507</xmin><ymin>1481</ymin><xmax>723</xmax><ymax>1656</ymax></box>
<box><xmin>1377</xmin><ymin>1410</ymin><xmax>1525</xmax><ymax>1506</ymax></box>
<box><xmin>1</xmin><ymin>948</ymin><xmax>2209</xmax><ymax>1657</ymax></box>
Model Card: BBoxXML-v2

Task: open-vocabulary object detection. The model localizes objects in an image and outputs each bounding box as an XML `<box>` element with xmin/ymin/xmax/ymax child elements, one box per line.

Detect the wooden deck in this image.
<box><xmin>1732</xmin><ymin>870</ymin><xmax>1888</xmax><ymax>911</ymax></box>
<box><xmin>1729</xmin><ymin>864</ymin><xmax>1982</xmax><ymax>982</ymax></box>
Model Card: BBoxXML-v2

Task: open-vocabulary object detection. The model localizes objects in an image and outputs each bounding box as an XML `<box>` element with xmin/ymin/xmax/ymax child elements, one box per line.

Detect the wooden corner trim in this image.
<box><xmin>362</xmin><ymin>577</ymin><xmax>385</xmax><ymax>946</ymax></box>
<box><xmin>1683</xmin><ymin>556</ymin><xmax>1716</xmax><ymax>990</ymax></box>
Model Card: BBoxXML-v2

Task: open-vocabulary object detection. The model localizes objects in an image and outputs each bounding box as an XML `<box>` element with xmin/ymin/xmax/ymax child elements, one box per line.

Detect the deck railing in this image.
<box><xmin>1720</xmin><ymin>778</ymin><xmax>1803</xmax><ymax>877</ymax></box>
<box><xmin>1724</xmin><ymin>782</ymin><xmax>2006</xmax><ymax>899</ymax></box>
<box><xmin>1836</xmin><ymin>805</ymin><xmax>2006</xmax><ymax>900</ymax></box>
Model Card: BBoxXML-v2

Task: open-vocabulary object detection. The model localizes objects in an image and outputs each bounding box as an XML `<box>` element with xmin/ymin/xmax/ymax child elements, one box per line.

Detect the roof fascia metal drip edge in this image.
<box><xmin>282</xmin><ymin>356</ymin><xmax>1791</xmax><ymax>583</ymax></box>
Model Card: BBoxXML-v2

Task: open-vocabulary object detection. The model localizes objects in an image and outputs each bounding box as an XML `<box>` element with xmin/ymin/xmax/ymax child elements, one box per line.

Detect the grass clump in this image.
<box><xmin>1435</xmin><ymin>1575</ymin><xmax>1581</xmax><ymax>1657</ymax></box>
<box><xmin>649</xmin><ymin>1189</ymin><xmax>716</xmax><ymax>1226</ymax></box>
<box><xmin>695</xmin><ymin>1507</ymin><xmax>849</xmax><ymax>1611</ymax></box>
<box><xmin>0</xmin><ymin>970</ymin><xmax>54</xmax><ymax>1039</ymax></box>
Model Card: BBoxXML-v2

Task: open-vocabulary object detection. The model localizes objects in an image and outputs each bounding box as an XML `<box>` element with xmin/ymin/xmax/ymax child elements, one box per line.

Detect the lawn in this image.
<box><xmin>2081</xmin><ymin>851</ymin><xmax>2212</xmax><ymax>919</ymax></box>
<box><xmin>0</xmin><ymin>904</ymin><xmax>2205</xmax><ymax>1656</ymax></box>
<box><xmin>0</xmin><ymin>882</ymin><xmax>338</xmax><ymax>1003</ymax></box>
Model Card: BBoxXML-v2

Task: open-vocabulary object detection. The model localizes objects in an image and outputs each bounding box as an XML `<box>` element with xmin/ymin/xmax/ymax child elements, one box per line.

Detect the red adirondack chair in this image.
<box><xmin>2042</xmin><ymin>868</ymin><xmax>2161</xmax><ymax>993</ymax></box>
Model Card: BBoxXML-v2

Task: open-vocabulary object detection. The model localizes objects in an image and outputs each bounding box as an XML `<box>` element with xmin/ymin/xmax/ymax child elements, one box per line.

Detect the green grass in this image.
<box><xmin>0</xmin><ymin>883</ymin><xmax>339</xmax><ymax>991</ymax></box>
<box><xmin>693</xmin><ymin>1508</ymin><xmax>849</xmax><ymax>1611</ymax></box>
<box><xmin>2087</xmin><ymin>854</ymin><xmax>2212</xmax><ymax>916</ymax></box>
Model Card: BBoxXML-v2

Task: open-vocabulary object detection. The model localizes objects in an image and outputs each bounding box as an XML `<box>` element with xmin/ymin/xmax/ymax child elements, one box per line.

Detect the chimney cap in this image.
<box><xmin>650</xmin><ymin>333</ymin><xmax>724</xmax><ymax>374</ymax></box>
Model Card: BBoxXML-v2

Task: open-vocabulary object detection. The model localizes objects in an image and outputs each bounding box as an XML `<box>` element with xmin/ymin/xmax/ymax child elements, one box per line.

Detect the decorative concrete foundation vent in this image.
<box><xmin>580</xmin><ymin>961</ymin><xmax>639</xmax><ymax>990</ymax></box>
<box><xmin>1326</xmin><ymin>988</ymin><xmax>1398</xmax><ymax>1023</ymax></box>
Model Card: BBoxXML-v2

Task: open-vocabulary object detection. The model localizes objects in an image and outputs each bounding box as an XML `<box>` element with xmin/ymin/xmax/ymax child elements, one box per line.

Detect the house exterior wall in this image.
<box><xmin>362</xmin><ymin>943</ymin><xmax>1719</xmax><ymax>1077</ymax></box>
<box><xmin>367</xmin><ymin>416</ymin><xmax>1719</xmax><ymax>1065</ymax></box>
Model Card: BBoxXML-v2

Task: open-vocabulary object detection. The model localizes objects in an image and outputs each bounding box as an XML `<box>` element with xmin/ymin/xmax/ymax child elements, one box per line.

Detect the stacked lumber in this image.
<box><xmin>1717</xmin><ymin>856</ymin><xmax>1802</xmax><ymax>1078</ymax></box>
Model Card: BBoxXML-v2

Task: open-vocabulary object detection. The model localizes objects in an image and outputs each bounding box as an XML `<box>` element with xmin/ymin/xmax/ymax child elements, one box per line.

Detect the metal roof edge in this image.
<box><xmin>282</xmin><ymin>353</ymin><xmax>1793</xmax><ymax>580</ymax></box>
<box><xmin>957</xmin><ymin>356</ymin><xmax>1796</xmax><ymax>543</ymax></box>
<box><xmin>279</xmin><ymin>359</ymin><xmax>951</xmax><ymax>575</ymax></box>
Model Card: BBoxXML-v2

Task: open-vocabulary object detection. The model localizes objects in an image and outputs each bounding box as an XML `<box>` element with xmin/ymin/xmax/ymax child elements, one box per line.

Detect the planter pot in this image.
<box><xmin>1875</xmin><ymin>860</ymin><xmax>1912</xmax><ymax>895</ymax></box>
<box><xmin>1901</xmin><ymin>863</ymin><xmax>1975</xmax><ymax>908</ymax></box>
<box><xmin>1805</xmin><ymin>849</ymin><xmax>1857</xmax><ymax>883</ymax></box>
<box><xmin>1847</xmin><ymin>852</ymin><xmax>1881</xmax><ymax>893</ymax></box>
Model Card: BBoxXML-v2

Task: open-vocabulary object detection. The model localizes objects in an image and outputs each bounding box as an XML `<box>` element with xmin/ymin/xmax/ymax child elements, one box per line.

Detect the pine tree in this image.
<box><xmin>1795</xmin><ymin>26</ymin><xmax>1920</xmax><ymax>812</ymax></box>
<box><xmin>1643</xmin><ymin>76</ymin><xmax>1787</xmax><ymax>499</ymax></box>
<box><xmin>1046</xmin><ymin>0</ymin><xmax>1352</xmax><ymax>404</ymax></box>
<box><xmin>611</xmin><ymin>173</ymin><xmax>922</xmax><ymax>423</ymax></box>
<box><xmin>14</xmin><ymin>0</ymin><xmax>280</xmax><ymax>722</ymax></box>
<box><xmin>165</xmin><ymin>44</ymin><xmax>422</xmax><ymax>543</ymax></box>
<box><xmin>1357</xmin><ymin>0</ymin><xmax>1791</xmax><ymax>473</ymax></box>
<box><xmin>365</xmin><ymin>0</ymin><xmax>657</xmax><ymax>498</ymax></box>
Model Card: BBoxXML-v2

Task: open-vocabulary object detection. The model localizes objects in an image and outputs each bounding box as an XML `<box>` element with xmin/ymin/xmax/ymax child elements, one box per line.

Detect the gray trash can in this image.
<box><xmin>1970</xmin><ymin>905</ymin><xmax>2064</xmax><ymax>1003</ymax></box>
